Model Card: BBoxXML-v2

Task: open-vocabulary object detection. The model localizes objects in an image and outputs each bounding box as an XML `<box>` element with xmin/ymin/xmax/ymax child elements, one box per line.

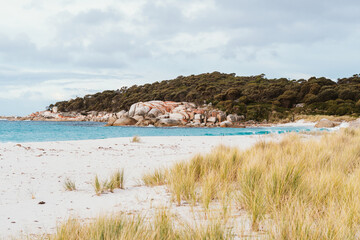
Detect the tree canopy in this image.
<box><xmin>51</xmin><ymin>72</ymin><xmax>360</xmax><ymax>121</ymax></box>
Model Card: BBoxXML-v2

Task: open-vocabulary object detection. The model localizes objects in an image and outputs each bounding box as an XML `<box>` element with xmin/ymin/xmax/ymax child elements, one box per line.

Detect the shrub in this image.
<box><xmin>317</xmin><ymin>89</ymin><xmax>338</xmax><ymax>102</ymax></box>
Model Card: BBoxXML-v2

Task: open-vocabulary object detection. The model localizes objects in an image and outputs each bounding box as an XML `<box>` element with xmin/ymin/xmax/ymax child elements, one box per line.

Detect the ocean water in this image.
<box><xmin>0</xmin><ymin>120</ymin><xmax>319</xmax><ymax>143</ymax></box>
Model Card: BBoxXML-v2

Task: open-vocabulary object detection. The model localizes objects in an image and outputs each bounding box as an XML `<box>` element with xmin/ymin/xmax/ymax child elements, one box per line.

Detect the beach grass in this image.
<box><xmin>47</xmin><ymin>209</ymin><xmax>232</xmax><ymax>240</ymax></box>
<box><xmin>142</xmin><ymin>168</ymin><xmax>167</xmax><ymax>187</ymax></box>
<box><xmin>131</xmin><ymin>135</ymin><xmax>141</xmax><ymax>143</ymax></box>
<box><xmin>40</xmin><ymin>128</ymin><xmax>360</xmax><ymax>239</ymax></box>
<box><xmin>143</xmin><ymin>128</ymin><xmax>360</xmax><ymax>238</ymax></box>
<box><xmin>93</xmin><ymin>175</ymin><xmax>102</xmax><ymax>196</ymax></box>
<box><xmin>110</xmin><ymin>168</ymin><xmax>125</xmax><ymax>189</ymax></box>
<box><xmin>63</xmin><ymin>178</ymin><xmax>76</xmax><ymax>191</ymax></box>
<box><xmin>94</xmin><ymin>170</ymin><xmax>125</xmax><ymax>195</ymax></box>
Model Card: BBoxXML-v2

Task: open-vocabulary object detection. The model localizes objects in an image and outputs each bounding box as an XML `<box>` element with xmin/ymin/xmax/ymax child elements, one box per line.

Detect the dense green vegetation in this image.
<box><xmin>51</xmin><ymin>72</ymin><xmax>360</xmax><ymax>121</ymax></box>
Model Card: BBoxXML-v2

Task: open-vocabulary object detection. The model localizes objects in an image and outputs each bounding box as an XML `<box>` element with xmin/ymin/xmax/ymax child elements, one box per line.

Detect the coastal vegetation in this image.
<box><xmin>39</xmin><ymin>129</ymin><xmax>360</xmax><ymax>239</ymax></box>
<box><xmin>93</xmin><ymin>170</ymin><xmax>125</xmax><ymax>195</ymax></box>
<box><xmin>51</xmin><ymin>72</ymin><xmax>360</xmax><ymax>121</ymax></box>
<box><xmin>111</xmin><ymin>169</ymin><xmax>125</xmax><ymax>190</ymax></box>
<box><xmin>63</xmin><ymin>178</ymin><xmax>76</xmax><ymax>191</ymax></box>
<box><xmin>131</xmin><ymin>135</ymin><xmax>141</xmax><ymax>143</ymax></box>
<box><xmin>142</xmin><ymin>168</ymin><xmax>166</xmax><ymax>187</ymax></box>
<box><xmin>93</xmin><ymin>175</ymin><xmax>102</xmax><ymax>196</ymax></box>
<box><xmin>143</xmin><ymin>128</ymin><xmax>360</xmax><ymax>239</ymax></box>
<box><xmin>48</xmin><ymin>209</ymin><xmax>231</xmax><ymax>240</ymax></box>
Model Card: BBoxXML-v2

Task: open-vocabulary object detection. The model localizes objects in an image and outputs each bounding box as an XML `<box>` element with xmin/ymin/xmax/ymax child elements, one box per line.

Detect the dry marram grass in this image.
<box><xmin>142</xmin><ymin>168</ymin><xmax>166</xmax><ymax>187</ymax></box>
<box><xmin>93</xmin><ymin>169</ymin><xmax>124</xmax><ymax>196</ymax></box>
<box><xmin>145</xmin><ymin>128</ymin><xmax>360</xmax><ymax>239</ymax></box>
<box><xmin>42</xmin><ymin>128</ymin><xmax>360</xmax><ymax>239</ymax></box>
<box><xmin>46</xmin><ymin>209</ymin><xmax>232</xmax><ymax>240</ymax></box>
<box><xmin>63</xmin><ymin>178</ymin><xmax>76</xmax><ymax>191</ymax></box>
<box><xmin>131</xmin><ymin>135</ymin><xmax>141</xmax><ymax>143</ymax></box>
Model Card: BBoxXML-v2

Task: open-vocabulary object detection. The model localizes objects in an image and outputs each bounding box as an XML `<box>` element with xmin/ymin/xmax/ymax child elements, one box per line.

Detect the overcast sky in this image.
<box><xmin>0</xmin><ymin>0</ymin><xmax>359</xmax><ymax>116</ymax></box>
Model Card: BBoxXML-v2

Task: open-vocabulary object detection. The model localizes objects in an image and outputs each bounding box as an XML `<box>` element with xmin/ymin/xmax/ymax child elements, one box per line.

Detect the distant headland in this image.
<box><xmin>3</xmin><ymin>72</ymin><xmax>360</xmax><ymax>126</ymax></box>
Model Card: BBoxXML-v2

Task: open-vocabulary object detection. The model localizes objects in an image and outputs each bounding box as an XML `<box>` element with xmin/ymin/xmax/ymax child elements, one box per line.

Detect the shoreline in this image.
<box><xmin>0</xmin><ymin>117</ymin><xmax>279</xmax><ymax>128</ymax></box>
<box><xmin>0</xmin><ymin>120</ymin><xmax>319</xmax><ymax>144</ymax></box>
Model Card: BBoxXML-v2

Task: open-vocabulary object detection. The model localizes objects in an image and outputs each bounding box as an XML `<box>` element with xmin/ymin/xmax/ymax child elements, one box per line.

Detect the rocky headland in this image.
<box><xmin>9</xmin><ymin>100</ymin><xmax>250</xmax><ymax>128</ymax></box>
<box><xmin>4</xmin><ymin>100</ymin><xmax>356</xmax><ymax>128</ymax></box>
<box><xmin>106</xmin><ymin>101</ymin><xmax>246</xmax><ymax>127</ymax></box>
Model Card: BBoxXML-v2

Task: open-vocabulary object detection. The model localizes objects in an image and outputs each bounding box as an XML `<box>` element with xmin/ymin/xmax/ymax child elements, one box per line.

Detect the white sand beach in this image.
<box><xmin>0</xmin><ymin>134</ymin><xmax>282</xmax><ymax>239</ymax></box>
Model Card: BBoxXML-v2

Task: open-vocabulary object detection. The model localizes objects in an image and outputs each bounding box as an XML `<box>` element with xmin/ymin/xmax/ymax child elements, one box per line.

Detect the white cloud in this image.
<box><xmin>0</xmin><ymin>0</ymin><xmax>359</xmax><ymax>115</ymax></box>
<box><xmin>157</xmin><ymin>31</ymin><xmax>230</xmax><ymax>54</ymax></box>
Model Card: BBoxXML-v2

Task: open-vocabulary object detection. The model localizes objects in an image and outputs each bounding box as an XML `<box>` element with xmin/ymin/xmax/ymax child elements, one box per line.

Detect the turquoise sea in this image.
<box><xmin>0</xmin><ymin>120</ymin><xmax>318</xmax><ymax>143</ymax></box>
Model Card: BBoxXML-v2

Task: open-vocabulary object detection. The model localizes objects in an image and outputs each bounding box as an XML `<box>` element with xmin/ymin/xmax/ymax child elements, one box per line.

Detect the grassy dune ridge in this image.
<box><xmin>146</xmin><ymin>128</ymin><xmax>360</xmax><ymax>239</ymax></box>
<box><xmin>47</xmin><ymin>128</ymin><xmax>360</xmax><ymax>239</ymax></box>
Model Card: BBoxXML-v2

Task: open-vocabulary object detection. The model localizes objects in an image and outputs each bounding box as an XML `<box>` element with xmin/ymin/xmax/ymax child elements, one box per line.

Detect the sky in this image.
<box><xmin>0</xmin><ymin>0</ymin><xmax>359</xmax><ymax>116</ymax></box>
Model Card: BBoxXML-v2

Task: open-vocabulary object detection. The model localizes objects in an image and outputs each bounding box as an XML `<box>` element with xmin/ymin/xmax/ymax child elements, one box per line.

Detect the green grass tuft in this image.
<box><xmin>63</xmin><ymin>178</ymin><xmax>76</xmax><ymax>191</ymax></box>
<box><xmin>93</xmin><ymin>169</ymin><xmax>125</xmax><ymax>196</ymax></box>
<box><xmin>131</xmin><ymin>135</ymin><xmax>141</xmax><ymax>143</ymax></box>
<box><xmin>142</xmin><ymin>168</ymin><xmax>166</xmax><ymax>187</ymax></box>
<box><xmin>110</xmin><ymin>169</ymin><xmax>125</xmax><ymax>190</ymax></box>
<box><xmin>93</xmin><ymin>175</ymin><xmax>102</xmax><ymax>196</ymax></box>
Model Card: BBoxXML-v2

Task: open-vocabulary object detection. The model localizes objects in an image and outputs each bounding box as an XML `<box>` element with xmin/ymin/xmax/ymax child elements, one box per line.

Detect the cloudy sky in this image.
<box><xmin>0</xmin><ymin>0</ymin><xmax>359</xmax><ymax>116</ymax></box>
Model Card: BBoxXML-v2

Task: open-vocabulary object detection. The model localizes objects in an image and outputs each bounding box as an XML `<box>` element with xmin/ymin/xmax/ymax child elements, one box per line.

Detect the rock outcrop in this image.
<box><xmin>106</xmin><ymin>100</ymin><xmax>244</xmax><ymax>127</ymax></box>
<box><xmin>116</xmin><ymin>110</ymin><xmax>127</xmax><ymax>119</ymax></box>
<box><xmin>25</xmin><ymin>100</ymin><xmax>247</xmax><ymax>128</ymax></box>
<box><xmin>315</xmin><ymin>118</ymin><xmax>336</xmax><ymax>128</ymax></box>
<box><xmin>27</xmin><ymin>110</ymin><xmax>112</xmax><ymax>122</ymax></box>
<box><xmin>155</xmin><ymin>119</ymin><xmax>183</xmax><ymax>127</ymax></box>
<box><xmin>220</xmin><ymin>121</ymin><xmax>233</xmax><ymax>128</ymax></box>
<box><xmin>227</xmin><ymin>114</ymin><xmax>245</xmax><ymax>122</ymax></box>
<box><xmin>112</xmin><ymin>116</ymin><xmax>137</xmax><ymax>126</ymax></box>
<box><xmin>107</xmin><ymin>116</ymin><xmax>117</xmax><ymax>126</ymax></box>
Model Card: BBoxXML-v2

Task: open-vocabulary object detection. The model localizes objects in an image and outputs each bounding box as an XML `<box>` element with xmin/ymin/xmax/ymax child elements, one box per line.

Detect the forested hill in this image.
<box><xmin>51</xmin><ymin>72</ymin><xmax>360</xmax><ymax>121</ymax></box>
